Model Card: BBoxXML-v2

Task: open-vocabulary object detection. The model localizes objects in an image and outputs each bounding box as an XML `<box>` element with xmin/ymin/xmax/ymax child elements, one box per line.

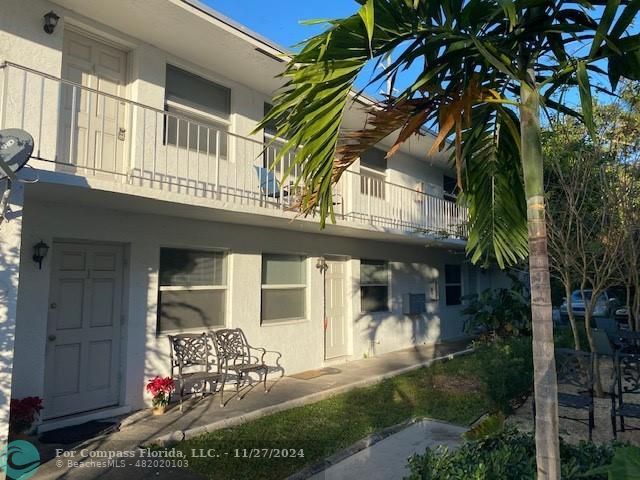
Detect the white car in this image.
<box><xmin>559</xmin><ymin>289</ymin><xmax>620</xmax><ymax>323</ymax></box>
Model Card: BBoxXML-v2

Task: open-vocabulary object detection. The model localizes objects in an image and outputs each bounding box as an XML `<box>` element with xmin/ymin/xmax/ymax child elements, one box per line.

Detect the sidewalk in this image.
<box><xmin>306</xmin><ymin>419</ymin><xmax>466</xmax><ymax>480</ymax></box>
<box><xmin>33</xmin><ymin>339</ymin><xmax>471</xmax><ymax>479</ymax></box>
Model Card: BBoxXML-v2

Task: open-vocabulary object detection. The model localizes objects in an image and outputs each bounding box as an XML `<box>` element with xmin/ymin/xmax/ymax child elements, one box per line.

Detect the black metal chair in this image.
<box><xmin>168</xmin><ymin>333</ymin><xmax>224</xmax><ymax>411</ymax></box>
<box><xmin>611</xmin><ymin>352</ymin><xmax>640</xmax><ymax>439</ymax></box>
<box><xmin>555</xmin><ymin>348</ymin><xmax>595</xmax><ymax>440</ymax></box>
<box><xmin>610</xmin><ymin>330</ymin><xmax>640</xmax><ymax>355</ymax></box>
<box><xmin>211</xmin><ymin>328</ymin><xmax>271</xmax><ymax>407</ymax></box>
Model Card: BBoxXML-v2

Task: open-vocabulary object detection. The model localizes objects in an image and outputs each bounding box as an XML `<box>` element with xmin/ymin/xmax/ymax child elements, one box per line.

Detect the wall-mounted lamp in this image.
<box><xmin>315</xmin><ymin>257</ymin><xmax>328</xmax><ymax>273</ymax></box>
<box><xmin>43</xmin><ymin>11</ymin><xmax>60</xmax><ymax>34</ymax></box>
<box><xmin>33</xmin><ymin>240</ymin><xmax>49</xmax><ymax>269</ymax></box>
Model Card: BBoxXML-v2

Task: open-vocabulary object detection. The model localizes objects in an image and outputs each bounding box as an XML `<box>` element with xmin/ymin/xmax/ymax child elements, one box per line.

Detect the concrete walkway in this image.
<box><xmin>306</xmin><ymin>419</ymin><xmax>466</xmax><ymax>480</ymax></box>
<box><xmin>32</xmin><ymin>340</ymin><xmax>471</xmax><ymax>479</ymax></box>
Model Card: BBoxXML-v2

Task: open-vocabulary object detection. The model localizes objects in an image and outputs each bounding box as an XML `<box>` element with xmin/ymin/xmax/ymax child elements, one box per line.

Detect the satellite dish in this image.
<box><xmin>0</xmin><ymin>129</ymin><xmax>34</xmax><ymax>181</ymax></box>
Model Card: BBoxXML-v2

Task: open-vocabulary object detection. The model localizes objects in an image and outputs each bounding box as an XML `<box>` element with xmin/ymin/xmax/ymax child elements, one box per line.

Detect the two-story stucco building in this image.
<box><xmin>0</xmin><ymin>0</ymin><xmax>507</xmax><ymax>441</ymax></box>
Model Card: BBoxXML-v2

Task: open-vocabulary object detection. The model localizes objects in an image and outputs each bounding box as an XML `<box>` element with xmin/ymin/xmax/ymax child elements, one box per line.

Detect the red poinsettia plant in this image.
<box><xmin>146</xmin><ymin>376</ymin><xmax>174</xmax><ymax>408</ymax></box>
<box><xmin>9</xmin><ymin>396</ymin><xmax>43</xmax><ymax>435</ymax></box>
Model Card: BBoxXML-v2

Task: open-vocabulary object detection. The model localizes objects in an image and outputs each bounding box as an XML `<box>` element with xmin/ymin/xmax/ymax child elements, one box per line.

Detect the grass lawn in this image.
<box><xmin>171</xmin><ymin>338</ymin><xmax>532</xmax><ymax>480</ymax></box>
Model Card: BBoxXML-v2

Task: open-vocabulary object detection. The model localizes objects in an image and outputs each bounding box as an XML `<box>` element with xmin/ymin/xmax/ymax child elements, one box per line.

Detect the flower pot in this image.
<box><xmin>152</xmin><ymin>406</ymin><xmax>167</xmax><ymax>416</ymax></box>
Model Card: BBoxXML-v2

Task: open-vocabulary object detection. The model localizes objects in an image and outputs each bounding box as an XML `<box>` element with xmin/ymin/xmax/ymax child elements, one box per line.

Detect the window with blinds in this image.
<box><xmin>157</xmin><ymin>248</ymin><xmax>227</xmax><ymax>332</ymax></box>
<box><xmin>164</xmin><ymin>65</ymin><xmax>230</xmax><ymax>157</ymax></box>
<box><xmin>361</xmin><ymin>260</ymin><xmax>390</xmax><ymax>312</ymax></box>
<box><xmin>261</xmin><ymin>254</ymin><xmax>307</xmax><ymax>323</ymax></box>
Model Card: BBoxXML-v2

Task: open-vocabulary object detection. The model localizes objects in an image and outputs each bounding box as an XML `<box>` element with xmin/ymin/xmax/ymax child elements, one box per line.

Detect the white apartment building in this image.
<box><xmin>0</xmin><ymin>0</ymin><xmax>507</xmax><ymax>440</ymax></box>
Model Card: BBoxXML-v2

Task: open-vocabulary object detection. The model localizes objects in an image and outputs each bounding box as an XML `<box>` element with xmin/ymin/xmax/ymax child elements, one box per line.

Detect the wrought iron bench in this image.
<box><xmin>211</xmin><ymin>328</ymin><xmax>280</xmax><ymax>407</ymax></box>
<box><xmin>611</xmin><ymin>352</ymin><xmax>640</xmax><ymax>438</ymax></box>
<box><xmin>168</xmin><ymin>333</ymin><xmax>224</xmax><ymax>411</ymax></box>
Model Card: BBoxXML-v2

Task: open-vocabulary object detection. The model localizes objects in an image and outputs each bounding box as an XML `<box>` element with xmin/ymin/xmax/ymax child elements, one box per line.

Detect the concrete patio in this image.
<box><xmin>33</xmin><ymin>339</ymin><xmax>472</xmax><ymax>479</ymax></box>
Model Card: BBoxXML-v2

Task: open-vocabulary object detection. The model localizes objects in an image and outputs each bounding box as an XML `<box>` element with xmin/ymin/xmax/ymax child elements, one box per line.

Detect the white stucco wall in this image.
<box><xmin>11</xmin><ymin>194</ymin><xmax>475</xmax><ymax>415</ymax></box>
<box><xmin>0</xmin><ymin>183</ymin><xmax>25</xmax><ymax>446</ymax></box>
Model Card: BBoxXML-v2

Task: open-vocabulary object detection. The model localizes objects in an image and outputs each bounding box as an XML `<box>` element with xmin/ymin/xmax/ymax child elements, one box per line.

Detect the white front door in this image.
<box><xmin>324</xmin><ymin>259</ymin><xmax>348</xmax><ymax>359</ymax></box>
<box><xmin>44</xmin><ymin>242</ymin><xmax>124</xmax><ymax>419</ymax></box>
<box><xmin>59</xmin><ymin>30</ymin><xmax>128</xmax><ymax>174</ymax></box>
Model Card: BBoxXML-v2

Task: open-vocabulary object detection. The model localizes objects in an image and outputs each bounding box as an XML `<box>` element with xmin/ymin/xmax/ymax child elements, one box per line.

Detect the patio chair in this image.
<box><xmin>210</xmin><ymin>328</ymin><xmax>271</xmax><ymax>407</ymax></box>
<box><xmin>612</xmin><ymin>330</ymin><xmax>640</xmax><ymax>355</ymax></box>
<box><xmin>555</xmin><ymin>348</ymin><xmax>595</xmax><ymax>440</ymax></box>
<box><xmin>611</xmin><ymin>352</ymin><xmax>640</xmax><ymax>439</ymax></box>
<box><xmin>595</xmin><ymin>317</ymin><xmax>618</xmax><ymax>334</ymax></box>
<box><xmin>255</xmin><ymin>166</ymin><xmax>290</xmax><ymax>199</ymax></box>
<box><xmin>168</xmin><ymin>333</ymin><xmax>224</xmax><ymax>411</ymax></box>
<box><xmin>592</xmin><ymin>329</ymin><xmax>615</xmax><ymax>356</ymax></box>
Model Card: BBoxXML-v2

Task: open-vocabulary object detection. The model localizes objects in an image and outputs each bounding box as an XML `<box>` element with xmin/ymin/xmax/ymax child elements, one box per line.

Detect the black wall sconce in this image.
<box><xmin>43</xmin><ymin>11</ymin><xmax>60</xmax><ymax>34</ymax></box>
<box><xmin>33</xmin><ymin>240</ymin><xmax>49</xmax><ymax>269</ymax></box>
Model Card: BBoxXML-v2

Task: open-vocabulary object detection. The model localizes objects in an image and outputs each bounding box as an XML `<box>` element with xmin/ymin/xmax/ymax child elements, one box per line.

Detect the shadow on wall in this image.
<box><xmin>353</xmin><ymin>261</ymin><xmax>461</xmax><ymax>358</ymax></box>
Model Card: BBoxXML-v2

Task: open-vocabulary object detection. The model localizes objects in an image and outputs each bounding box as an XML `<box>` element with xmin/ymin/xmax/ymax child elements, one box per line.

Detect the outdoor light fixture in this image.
<box><xmin>33</xmin><ymin>240</ymin><xmax>49</xmax><ymax>269</ymax></box>
<box><xmin>316</xmin><ymin>257</ymin><xmax>328</xmax><ymax>272</ymax></box>
<box><xmin>43</xmin><ymin>11</ymin><xmax>59</xmax><ymax>34</ymax></box>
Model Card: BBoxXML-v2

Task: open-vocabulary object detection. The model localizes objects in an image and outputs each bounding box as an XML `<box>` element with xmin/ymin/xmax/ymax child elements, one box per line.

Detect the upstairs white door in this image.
<box><xmin>59</xmin><ymin>30</ymin><xmax>128</xmax><ymax>175</ymax></box>
<box><xmin>44</xmin><ymin>243</ymin><xmax>124</xmax><ymax>419</ymax></box>
<box><xmin>324</xmin><ymin>259</ymin><xmax>348</xmax><ymax>359</ymax></box>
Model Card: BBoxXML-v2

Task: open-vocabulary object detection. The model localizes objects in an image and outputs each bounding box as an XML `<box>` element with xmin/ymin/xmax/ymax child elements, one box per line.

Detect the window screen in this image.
<box><xmin>361</xmin><ymin>260</ymin><xmax>389</xmax><ymax>312</ymax></box>
<box><xmin>157</xmin><ymin>248</ymin><xmax>227</xmax><ymax>332</ymax></box>
<box><xmin>261</xmin><ymin>254</ymin><xmax>306</xmax><ymax>323</ymax></box>
<box><xmin>445</xmin><ymin>264</ymin><xmax>462</xmax><ymax>306</ymax></box>
<box><xmin>360</xmin><ymin>148</ymin><xmax>387</xmax><ymax>172</ymax></box>
<box><xmin>166</xmin><ymin>65</ymin><xmax>230</xmax><ymax>119</ymax></box>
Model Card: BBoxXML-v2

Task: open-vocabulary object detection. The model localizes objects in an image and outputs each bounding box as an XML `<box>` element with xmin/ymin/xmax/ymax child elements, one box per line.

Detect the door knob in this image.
<box><xmin>50</xmin><ymin>303</ymin><xmax>57</xmax><ymax>309</ymax></box>
<box><xmin>48</xmin><ymin>335</ymin><xmax>57</xmax><ymax>342</ymax></box>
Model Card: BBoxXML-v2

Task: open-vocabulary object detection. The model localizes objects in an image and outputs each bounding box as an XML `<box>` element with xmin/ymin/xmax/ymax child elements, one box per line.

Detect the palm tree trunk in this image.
<box><xmin>520</xmin><ymin>77</ymin><xmax>560</xmax><ymax>479</ymax></box>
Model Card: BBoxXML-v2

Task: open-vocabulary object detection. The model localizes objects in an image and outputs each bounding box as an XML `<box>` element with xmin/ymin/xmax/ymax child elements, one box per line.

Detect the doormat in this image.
<box><xmin>39</xmin><ymin>420</ymin><xmax>118</xmax><ymax>445</ymax></box>
<box><xmin>290</xmin><ymin>367</ymin><xmax>342</xmax><ymax>380</ymax></box>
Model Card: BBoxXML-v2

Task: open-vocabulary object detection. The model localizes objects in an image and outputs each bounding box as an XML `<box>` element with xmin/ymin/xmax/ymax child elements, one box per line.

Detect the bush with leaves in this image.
<box><xmin>463</xmin><ymin>280</ymin><xmax>531</xmax><ymax>338</ymax></box>
<box><xmin>406</xmin><ymin>428</ymin><xmax>614</xmax><ymax>480</ymax></box>
<box><xmin>473</xmin><ymin>337</ymin><xmax>533</xmax><ymax>413</ymax></box>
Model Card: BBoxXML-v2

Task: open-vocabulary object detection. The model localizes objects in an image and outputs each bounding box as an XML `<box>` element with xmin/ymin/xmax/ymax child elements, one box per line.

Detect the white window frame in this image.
<box><xmin>360</xmin><ymin>260</ymin><xmax>390</xmax><ymax>313</ymax></box>
<box><xmin>157</xmin><ymin>248</ymin><xmax>228</xmax><ymax>333</ymax></box>
<box><xmin>360</xmin><ymin>165</ymin><xmax>387</xmax><ymax>200</ymax></box>
<box><xmin>260</xmin><ymin>254</ymin><xmax>308</xmax><ymax>325</ymax></box>
<box><xmin>164</xmin><ymin>65</ymin><xmax>234</xmax><ymax>161</ymax></box>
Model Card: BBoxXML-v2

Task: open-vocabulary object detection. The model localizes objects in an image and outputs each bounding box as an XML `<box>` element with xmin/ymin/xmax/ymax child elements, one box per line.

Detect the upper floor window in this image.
<box><xmin>443</xmin><ymin>175</ymin><xmax>458</xmax><ymax>202</ymax></box>
<box><xmin>164</xmin><ymin>65</ymin><xmax>230</xmax><ymax>157</ymax></box>
<box><xmin>361</xmin><ymin>260</ymin><xmax>389</xmax><ymax>312</ymax></box>
<box><xmin>261</xmin><ymin>254</ymin><xmax>307</xmax><ymax>323</ymax></box>
<box><xmin>444</xmin><ymin>264</ymin><xmax>462</xmax><ymax>306</ymax></box>
<box><xmin>360</xmin><ymin>148</ymin><xmax>387</xmax><ymax>199</ymax></box>
<box><xmin>157</xmin><ymin>248</ymin><xmax>227</xmax><ymax>333</ymax></box>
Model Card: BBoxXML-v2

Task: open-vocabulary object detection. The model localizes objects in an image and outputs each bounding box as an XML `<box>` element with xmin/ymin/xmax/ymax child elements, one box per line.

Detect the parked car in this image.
<box><xmin>615</xmin><ymin>306</ymin><xmax>636</xmax><ymax>324</ymax></box>
<box><xmin>559</xmin><ymin>290</ymin><xmax>621</xmax><ymax>324</ymax></box>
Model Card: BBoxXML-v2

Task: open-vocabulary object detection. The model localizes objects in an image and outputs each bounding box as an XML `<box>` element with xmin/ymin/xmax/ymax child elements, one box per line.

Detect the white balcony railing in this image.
<box><xmin>0</xmin><ymin>62</ymin><xmax>467</xmax><ymax>239</ymax></box>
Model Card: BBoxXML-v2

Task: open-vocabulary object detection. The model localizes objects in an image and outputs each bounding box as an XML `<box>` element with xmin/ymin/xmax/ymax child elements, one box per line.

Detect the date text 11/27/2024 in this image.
<box><xmin>191</xmin><ymin>449</ymin><xmax>305</xmax><ymax>459</ymax></box>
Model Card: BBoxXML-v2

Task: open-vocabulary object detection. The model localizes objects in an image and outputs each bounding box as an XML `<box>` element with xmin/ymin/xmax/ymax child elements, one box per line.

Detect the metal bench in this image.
<box><xmin>211</xmin><ymin>328</ymin><xmax>274</xmax><ymax>407</ymax></box>
<box><xmin>168</xmin><ymin>333</ymin><xmax>224</xmax><ymax>411</ymax></box>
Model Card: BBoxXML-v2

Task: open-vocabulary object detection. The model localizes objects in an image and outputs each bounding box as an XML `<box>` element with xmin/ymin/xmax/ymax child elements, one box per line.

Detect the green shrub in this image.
<box><xmin>473</xmin><ymin>337</ymin><xmax>533</xmax><ymax>412</ymax></box>
<box><xmin>406</xmin><ymin>428</ymin><xmax>614</xmax><ymax>480</ymax></box>
<box><xmin>463</xmin><ymin>280</ymin><xmax>531</xmax><ymax>338</ymax></box>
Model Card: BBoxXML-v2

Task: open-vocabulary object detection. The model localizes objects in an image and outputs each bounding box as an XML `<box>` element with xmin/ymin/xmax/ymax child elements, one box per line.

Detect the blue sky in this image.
<box><xmin>202</xmin><ymin>1</ymin><xmax>358</xmax><ymax>51</ymax></box>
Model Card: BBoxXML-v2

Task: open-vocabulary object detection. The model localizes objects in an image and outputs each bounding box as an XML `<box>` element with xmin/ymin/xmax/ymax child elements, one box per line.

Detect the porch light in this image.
<box><xmin>316</xmin><ymin>257</ymin><xmax>328</xmax><ymax>273</ymax></box>
<box><xmin>33</xmin><ymin>240</ymin><xmax>49</xmax><ymax>269</ymax></box>
<box><xmin>43</xmin><ymin>11</ymin><xmax>59</xmax><ymax>34</ymax></box>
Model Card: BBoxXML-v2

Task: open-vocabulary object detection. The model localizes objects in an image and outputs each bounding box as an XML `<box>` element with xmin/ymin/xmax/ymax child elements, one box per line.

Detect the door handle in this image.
<box><xmin>118</xmin><ymin>127</ymin><xmax>126</xmax><ymax>141</ymax></box>
<box><xmin>48</xmin><ymin>335</ymin><xmax>57</xmax><ymax>342</ymax></box>
<box><xmin>50</xmin><ymin>303</ymin><xmax>57</xmax><ymax>309</ymax></box>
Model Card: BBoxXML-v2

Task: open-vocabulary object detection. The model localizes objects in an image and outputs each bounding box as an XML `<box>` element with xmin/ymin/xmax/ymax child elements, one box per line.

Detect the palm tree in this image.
<box><xmin>258</xmin><ymin>1</ymin><xmax>640</xmax><ymax>477</ymax></box>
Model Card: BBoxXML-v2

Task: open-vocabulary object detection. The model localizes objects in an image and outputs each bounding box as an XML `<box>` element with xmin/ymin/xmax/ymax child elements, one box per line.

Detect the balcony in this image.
<box><xmin>0</xmin><ymin>62</ymin><xmax>467</xmax><ymax>240</ymax></box>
